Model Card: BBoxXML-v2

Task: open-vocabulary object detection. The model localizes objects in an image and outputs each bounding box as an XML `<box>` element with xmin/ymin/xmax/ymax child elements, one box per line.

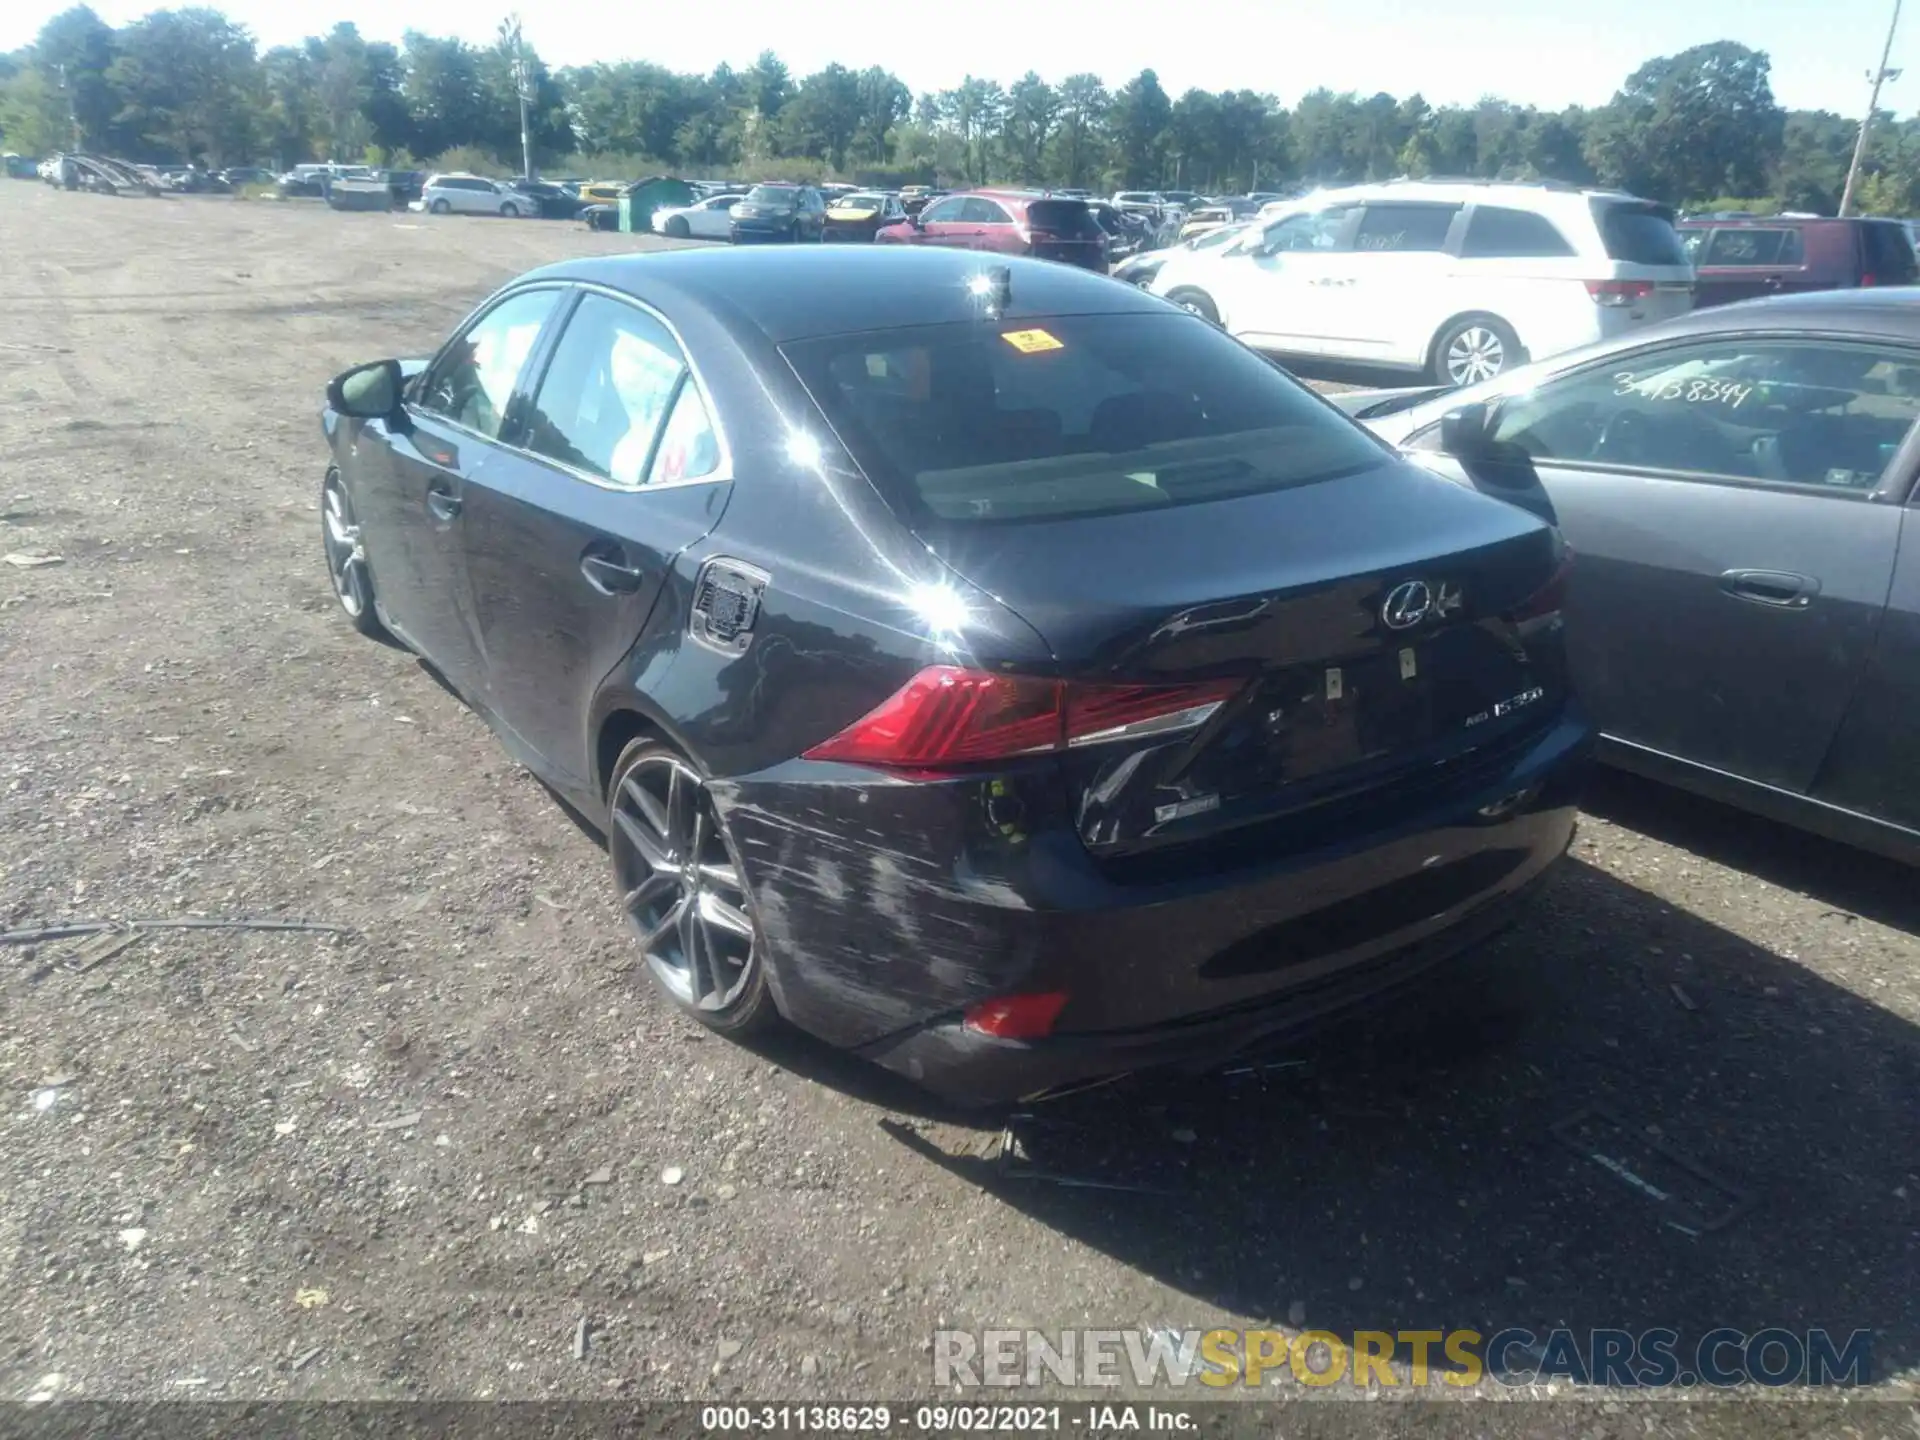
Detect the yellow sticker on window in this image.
<box><xmin>1000</xmin><ymin>328</ymin><xmax>1064</xmax><ymax>354</ymax></box>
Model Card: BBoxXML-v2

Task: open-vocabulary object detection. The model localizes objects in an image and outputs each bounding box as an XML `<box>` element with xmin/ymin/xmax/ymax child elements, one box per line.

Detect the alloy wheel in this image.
<box><xmin>322</xmin><ymin>471</ymin><xmax>372</xmax><ymax>619</ymax></box>
<box><xmin>1446</xmin><ymin>326</ymin><xmax>1507</xmax><ymax>385</ymax></box>
<box><xmin>609</xmin><ymin>752</ymin><xmax>757</xmax><ymax>1012</ymax></box>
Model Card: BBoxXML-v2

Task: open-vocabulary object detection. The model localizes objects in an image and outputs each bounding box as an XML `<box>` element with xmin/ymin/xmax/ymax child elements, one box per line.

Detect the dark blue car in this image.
<box><xmin>318</xmin><ymin>246</ymin><xmax>1591</xmax><ymax>1105</ymax></box>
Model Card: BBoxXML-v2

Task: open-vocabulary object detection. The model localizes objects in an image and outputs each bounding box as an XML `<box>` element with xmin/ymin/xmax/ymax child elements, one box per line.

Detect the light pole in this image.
<box><xmin>1840</xmin><ymin>0</ymin><xmax>1904</xmax><ymax>216</ymax></box>
<box><xmin>500</xmin><ymin>13</ymin><xmax>535</xmax><ymax>181</ymax></box>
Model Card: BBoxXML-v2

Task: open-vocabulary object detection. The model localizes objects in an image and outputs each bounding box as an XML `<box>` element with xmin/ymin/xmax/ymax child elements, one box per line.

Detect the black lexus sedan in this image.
<box><xmin>318</xmin><ymin>247</ymin><xmax>1591</xmax><ymax>1105</ymax></box>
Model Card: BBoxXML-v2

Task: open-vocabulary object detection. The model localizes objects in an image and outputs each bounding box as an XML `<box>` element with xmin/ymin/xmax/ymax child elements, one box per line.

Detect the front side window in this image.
<box><xmin>521</xmin><ymin>294</ymin><xmax>694</xmax><ymax>487</ymax></box>
<box><xmin>1700</xmin><ymin>228</ymin><xmax>1803</xmax><ymax>267</ymax></box>
<box><xmin>1261</xmin><ymin>206</ymin><xmax>1355</xmax><ymax>253</ymax></box>
<box><xmin>417</xmin><ymin>287</ymin><xmax>559</xmax><ymax>438</ymax></box>
<box><xmin>919</xmin><ymin>198</ymin><xmax>966</xmax><ymax>224</ymax></box>
<box><xmin>1353</xmin><ymin>203</ymin><xmax>1459</xmax><ymax>253</ymax></box>
<box><xmin>784</xmin><ymin>312</ymin><xmax>1389</xmax><ymax>527</ymax></box>
<box><xmin>1487</xmin><ymin>338</ymin><xmax>1920</xmax><ymax>490</ymax></box>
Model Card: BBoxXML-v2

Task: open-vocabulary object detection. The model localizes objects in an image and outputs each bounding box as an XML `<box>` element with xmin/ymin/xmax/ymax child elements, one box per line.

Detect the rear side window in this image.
<box><xmin>1460</xmin><ymin>206</ymin><xmax>1577</xmax><ymax>258</ymax></box>
<box><xmin>1594</xmin><ymin>201</ymin><xmax>1689</xmax><ymax>266</ymax></box>
<box><xmin>783</xmin><ymin>313</ymin><xmax>1389</xmax><ymax>527</ymax></box>
<box><xmin>522</xmin><ymin>295</ymin><xmax>692</xmax><ymax>487</ymax></box>
<box><xmin>1700</xmin><ymin>228</ymin><xmax>1804</xmax><ymax>267</ymax></box>
<box><xmin>1354</xmin><ymin>203</ymin><xmax>1459</xmax><ymax>252</ymax></box>
<box><xmin>1025</xmin><ymin>200</ymin><xmax>1103</xmax><ymax>239</ymax></box>
<box><xmin>1861</xmin><ymin>221</ymin><xmax>1919</xmax><ymax>283</ymax></box>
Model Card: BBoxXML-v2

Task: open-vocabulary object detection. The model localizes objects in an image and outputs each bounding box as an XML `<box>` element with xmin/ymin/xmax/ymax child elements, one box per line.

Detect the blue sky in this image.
<box><xmin>9</xmin><ymin>0</ymin><xmax>1904</xmax><ymax>117</ymax></box>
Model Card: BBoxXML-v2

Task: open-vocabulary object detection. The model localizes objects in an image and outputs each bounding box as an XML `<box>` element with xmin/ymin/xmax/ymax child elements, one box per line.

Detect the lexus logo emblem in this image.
<box><xmin>1381</xmin><ymin>580</ymin><xmax>1435</xmax><ymax>630</ymax></box>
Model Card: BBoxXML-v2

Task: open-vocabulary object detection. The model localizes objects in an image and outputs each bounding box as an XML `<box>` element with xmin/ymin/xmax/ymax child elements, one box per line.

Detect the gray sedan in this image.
<box><xmin>1336</xmin><ymin>288</ymin><xmax>1920</xmax><ymax>862</ymax></box>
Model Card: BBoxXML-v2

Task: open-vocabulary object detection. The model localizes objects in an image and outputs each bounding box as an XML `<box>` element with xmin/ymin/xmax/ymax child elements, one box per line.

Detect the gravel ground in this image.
<box><xmin>2</xmin><ymin>185</ymin><xmax>1917</xmax><ymax>1413</ymax></box>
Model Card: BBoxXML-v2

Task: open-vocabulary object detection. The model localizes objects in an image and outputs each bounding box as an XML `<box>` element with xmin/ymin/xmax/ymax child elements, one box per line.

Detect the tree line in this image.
<box><xmin>2</xmin><ymin>5</ymin><xmax>1916</xmax><ymax>215</ymax></box>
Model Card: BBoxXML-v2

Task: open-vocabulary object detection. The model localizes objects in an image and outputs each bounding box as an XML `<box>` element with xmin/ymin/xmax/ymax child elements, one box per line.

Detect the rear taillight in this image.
<box><xmin>964</xmin><ymin>991</ymin><xmax>1070</xmax><ymax>1039</ymax></box>
<box><xmin>802</xmin><ymin>666</ymin><xmax>1241</xmax><ymax>769</ymax></box>
<box><xmin>1586</xmin><ymin>280</ymin><xmax>1655</xmax><ymax>307</ymax></box>
<box><xmin>1506</xmin><ymin>549</ymin><xmax>1574</xmax><ymax>623</ymax></box>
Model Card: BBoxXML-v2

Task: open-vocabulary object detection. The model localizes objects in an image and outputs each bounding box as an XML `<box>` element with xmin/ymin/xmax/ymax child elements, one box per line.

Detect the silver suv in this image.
<box><xmin>416</xmin><ymin>174</ymin><xmax>527</xmax><ymax>218</ymax></box>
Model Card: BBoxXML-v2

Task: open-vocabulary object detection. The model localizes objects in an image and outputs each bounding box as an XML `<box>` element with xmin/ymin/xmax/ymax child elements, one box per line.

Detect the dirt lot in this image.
<box><xmin>2</xmin><ymin>184</ymin><xmax>1918</xmax><ymax>1410</ymax></box>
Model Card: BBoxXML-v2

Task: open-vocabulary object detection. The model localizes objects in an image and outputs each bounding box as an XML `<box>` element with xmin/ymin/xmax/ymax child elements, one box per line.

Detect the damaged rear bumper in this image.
<box><xmin>714</xmin><ymin>713</ymin><xmax>1591</xmax><ymax>1106</ymax></box>
<box><xmin>858</xmin><ymin>857</ymin><xmax>1549</xmax><ymax>1105</ymax></box>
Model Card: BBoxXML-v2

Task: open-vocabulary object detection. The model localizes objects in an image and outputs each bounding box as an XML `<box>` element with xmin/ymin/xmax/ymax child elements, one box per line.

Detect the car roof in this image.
<box><xmin>1539</xmin><ymin>287</ymin><xmax>1920</xmax><ymax>361</ymax></box>
<box><xmin>525</xmin><ymin>247</ymin><xmax>1168</xmax><ymax>344</ymax></box>
<box><xmin>1674</xmin><ymin>286</ymin><xmax>1920</xmax><ymax>336</ymax></box>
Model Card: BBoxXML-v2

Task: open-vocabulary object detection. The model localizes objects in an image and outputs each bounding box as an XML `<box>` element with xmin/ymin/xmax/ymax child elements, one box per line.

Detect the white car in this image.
<box><xmin>1150</xmin><ymin>180</ymin><xmax>1696</xmax><ymax>386</ymax></box>
<box><xmin>651</xmin><ymin>194</ymin><xmax>746</xmax><ymax>240</ymax></box>
<box><xmin>413</xmin><ymin>173</ymin><xmax>529</xmax><ymax>218</ymax></box>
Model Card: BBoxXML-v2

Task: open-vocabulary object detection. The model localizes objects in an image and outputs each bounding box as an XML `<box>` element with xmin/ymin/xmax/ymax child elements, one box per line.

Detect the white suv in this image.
<box><xmin>414</xmin><ymin>173</ymin><xmax>527</xmax><ymax>218</ymax></box>
<box><xmin>1149</xmin><ymin>180</ymin><xmax>1695</xmax><ymax>385</ymax></box>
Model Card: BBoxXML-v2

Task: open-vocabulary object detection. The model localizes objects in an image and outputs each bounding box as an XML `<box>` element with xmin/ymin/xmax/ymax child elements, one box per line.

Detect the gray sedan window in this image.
<box><xmin>1488</xmin><ymin>339</ymin><xmax>1920</xmax><ymax>491</ymax></box>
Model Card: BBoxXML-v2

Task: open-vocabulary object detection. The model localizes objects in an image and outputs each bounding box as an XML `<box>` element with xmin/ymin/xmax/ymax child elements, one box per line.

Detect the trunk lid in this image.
<box><xmin>781</xmin><ymin>310</ymin><xmax>1567</xmax><ymax>863</ymax></box>
<box><xmin>924</xmin><ymin>464</ymin><xmax>1566</xmax><ymax>860</ymax></box>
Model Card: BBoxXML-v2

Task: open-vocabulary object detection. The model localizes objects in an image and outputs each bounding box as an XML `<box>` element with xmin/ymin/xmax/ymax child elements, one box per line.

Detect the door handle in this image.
<box><xmin>1720</xmin><ymin>568</ymin><xmax>1818</xmax><ymax>608</ymax></box>
<box><xmin>426</xmin><ymin>486</ymin><xmax>461</xmax><ymax>521</ymax></box>
<box><xmin>580</xmin><ymin>550</ymin><xmax>645</xmax><ymax>595</ymax></box>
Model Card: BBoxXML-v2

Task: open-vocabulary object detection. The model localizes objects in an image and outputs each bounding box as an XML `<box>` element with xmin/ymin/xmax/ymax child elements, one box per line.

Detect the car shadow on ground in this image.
<box><xmin>1581</xmin><ymin>766</ymin><xmax>1920</xmax><ymax>935</ymax></box>
<box><xmin>878</xmin><ymin>845</ymin><xmax>1919</xmax><ymax>1385</ymax></box>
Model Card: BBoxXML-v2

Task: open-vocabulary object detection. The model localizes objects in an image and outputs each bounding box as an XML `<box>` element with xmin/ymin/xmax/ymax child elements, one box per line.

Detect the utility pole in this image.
<box><xmin>1840</xmin><ymin>0</ymin><xmax>1904</xmax><ymax>216</ymax></box>
<box><xmin>56</xmin><ymin>63</ymin><xmax>80</xmax><ymax>150</ymax></box>
<box><xmin>500</xmin><ymin>13</ymin><xmax>535</xmax><ymax>181</ymax></box>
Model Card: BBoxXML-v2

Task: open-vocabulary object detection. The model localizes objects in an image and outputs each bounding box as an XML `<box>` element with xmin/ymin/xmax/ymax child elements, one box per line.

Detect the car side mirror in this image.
<box><xmin>1439</xmin><ymin>401</ymin><xmax>1544</xmax><ymax>498</ymax></box>
<box><xmin>328</xmin><ymin>359</ymin><xmax>404</xmax><ymax>420</ymax></box>
<box><xmin>910</xmin><ymin>211</ymin><xmax>925</xmax><ymax>229</ymax></box>
<box><xmin>1439</xmin><ymin>402</ymin><xmax>1495</xmax><ymax>457</ymax></box>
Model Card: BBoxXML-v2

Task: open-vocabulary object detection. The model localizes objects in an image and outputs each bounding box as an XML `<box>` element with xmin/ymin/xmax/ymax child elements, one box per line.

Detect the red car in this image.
<box><xmin>1678</xmin><ymin>216</ymin><xmax>1918</xmax><ymax>308</ymax></box>
<box><xmin>876</xmin><ymin>189</ymin><xmax>1108</xmax><ymax>273</ymax></box>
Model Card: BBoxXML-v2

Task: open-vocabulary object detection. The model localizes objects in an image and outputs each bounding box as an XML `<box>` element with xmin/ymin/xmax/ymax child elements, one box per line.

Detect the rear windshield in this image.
<box><xmin>1024</xmin><ymin>200</ymin><xmax>1103</xmax><ymax>239</ymax></box>
<box><xmin>1594</xmin><ymin>201</ymin><xmax>1689</xmax><ymax>266</ymax></box>
<box><xmin>783</xmin><ymin>314</ymin><xmax>1389</xmax><ymax>528</ymax></box>
<box><xmin>1860</xmin><ymin>221</ymin><xmax>1919</xmax><ymax>282</ymax></box>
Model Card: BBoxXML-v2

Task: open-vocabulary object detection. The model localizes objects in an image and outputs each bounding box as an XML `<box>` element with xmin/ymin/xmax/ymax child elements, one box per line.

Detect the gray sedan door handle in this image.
<box><xmin>1720</xmin><ymin>568</ymin><xmax>1819</xmax><ymax>608</ymax></box>
<box><xmin>580</xmin><ymin>550</ymin><xmax>645</xmax><ymax>595</ymax></box>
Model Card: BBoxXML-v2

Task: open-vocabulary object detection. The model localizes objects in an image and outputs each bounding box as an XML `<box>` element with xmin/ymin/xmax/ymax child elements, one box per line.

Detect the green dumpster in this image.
<box><xmin>619</xmin><ymin>176</ymin><xmax>697</xmax><ymax>236</ymax></box>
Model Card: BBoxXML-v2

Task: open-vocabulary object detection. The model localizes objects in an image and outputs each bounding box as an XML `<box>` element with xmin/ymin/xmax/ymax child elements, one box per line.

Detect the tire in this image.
<box><xmin>499</xmin><ymin>201</ymin><xmax>520</xmax><ymax>218</ymax></box>
<box><xmin>321</xmin><ymin>467</ymin><xmax>383</xmax><ymax>638</ymax></box>
<box><xmin>1165</xmin><ymin>287</ymin><xmax>1220</xmax><ymax>324</ymax></box>
<box><xmin>1431</xmin><ymin>315</ymin><xmax>1522</xmax><ymax>387</ymax></box>
<box><xmin>428</xmin><ymin>198</ymin><xmax>450</xmax><ymax>214</ymax></box>
<box><xmin>663</xmin><ymin>215</ymin><xmax>690</xmax><ymax>238</ymax></box>
<box><xmin>607</xmin><ymin>740</ymin><xmax>779</xmax><ymax>1036</ymax></box>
